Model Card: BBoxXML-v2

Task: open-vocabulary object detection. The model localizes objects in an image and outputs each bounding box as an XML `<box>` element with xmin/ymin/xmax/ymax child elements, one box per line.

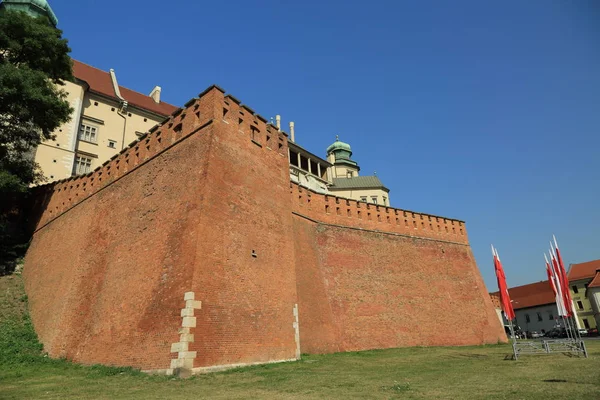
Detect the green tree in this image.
<box><xmin>0</xmin><ymin>10</ymin><xmax>73</xmax><ymax>272</ymax></box>
<box><xmin>0</xmin><ymin>10</ymin><xmax>73</xmax><ymax>193</ymax></box>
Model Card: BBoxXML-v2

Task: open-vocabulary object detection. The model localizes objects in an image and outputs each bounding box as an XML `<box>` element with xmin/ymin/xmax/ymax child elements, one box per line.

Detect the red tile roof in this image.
<box><xmin>72</xmin><ymin>60</ymin><xmax>178</xmax><ymax>117</ymax></box>
<box><xmin>490</xmin><ymin>280</ymin><xmax>555</xmax><ymax>310</ymax></box>
<box><xmin>567</xmin><ymin>259</ymin><xmax>600</xmax><ymax>282</ymax></box>
<box><xmin>588</xmin><ymin>272</ymin><xmax>600</xmax><ymax>289</ymax></box>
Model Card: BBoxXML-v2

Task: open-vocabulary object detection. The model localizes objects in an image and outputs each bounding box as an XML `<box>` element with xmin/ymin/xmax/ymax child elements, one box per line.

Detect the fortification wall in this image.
<box><xmin>23</xmin><ymin>86</ymin><xmax>299</xmax><ymax>372</ymax></box>
<box><xmin>22</xmin><ymin>83</ymin><xmax>504</xmax><ymax>374</ymax></box>
<box><xmin>185</xmin><ymin>91</ymin><xmax>298</xmax><ymax>369</ymax></box>
<box><xmin>290</xmin><ymin>183</ymin><xmax>469</xmax><ymax>244</ymax></box>
<box><xmin>291</xmin><ymin>184</ymin><xmax>506</xmax><ymax>352</ymax></box>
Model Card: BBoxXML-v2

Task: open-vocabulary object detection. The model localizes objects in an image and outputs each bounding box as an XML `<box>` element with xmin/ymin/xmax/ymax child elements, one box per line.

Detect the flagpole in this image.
<box><xmin>553</xmin><ymin>236</ymin><xmax>582</xmax><ymax>341</ymax></box>
<box><xmin>492</xmin><ymin>245</ymin><xmax>518</xmax><ymax>359</ymax></box>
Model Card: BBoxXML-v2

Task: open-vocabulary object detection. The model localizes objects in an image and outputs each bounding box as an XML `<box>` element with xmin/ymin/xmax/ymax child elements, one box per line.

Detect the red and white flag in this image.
<box><xmin>492</xmin><ymin>245</ymin><xmax>515</xmax><ymax>321</ymax></box>
<box><xmin>545</xmin><ymin>253</ymin><xmax>567</xmax><ymax>317</ymax></box>
<box><xmin>553</xmin><ymin>236</ymin><xmax>580</xmax><ymax>328</ymax></box>
<box><xmin>550</xmin><ymin>242</ymin><xmax>573</xmax><ymax>317</ymax></box>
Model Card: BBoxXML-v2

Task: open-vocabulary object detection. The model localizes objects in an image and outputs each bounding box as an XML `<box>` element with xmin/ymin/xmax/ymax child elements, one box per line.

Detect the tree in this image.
<box><xmin>0</xmin><ymin>10</ymin><xmax>73</xmax><ymax>272</ymax></box>
<box><xmin>0</xmin><ymin>10</ymin><xmax>73</xmax><ymax>193</ymax></box>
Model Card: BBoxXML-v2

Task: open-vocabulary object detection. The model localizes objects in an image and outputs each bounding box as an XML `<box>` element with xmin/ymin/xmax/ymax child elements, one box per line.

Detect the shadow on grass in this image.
<box><xmin>0</xmin><ymin>238</ymin><xmax>29</xmax><ymax>276</ymax></box>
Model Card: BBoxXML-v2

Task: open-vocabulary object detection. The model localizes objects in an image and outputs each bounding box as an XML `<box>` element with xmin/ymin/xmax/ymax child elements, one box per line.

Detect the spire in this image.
<box><xmin>326</xmin><ymin>136</ymin><xmax>359</xmax><ymax>171</ymax></box>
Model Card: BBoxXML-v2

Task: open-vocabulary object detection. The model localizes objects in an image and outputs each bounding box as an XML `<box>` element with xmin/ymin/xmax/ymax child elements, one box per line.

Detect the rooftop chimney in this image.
<box><xmin>275</xmin><ymin>115</ymin><xmax>281</xmax><ymax>131</ymax></box>
<box><xmin>149</xmin><ymin>86</ymin><xmax>162</xmax><ymax>104</ymax></box>
<box><xmin>289</xmin><ymin>122</ymin><xmax>295</xmax><ymax>142</ymax></box>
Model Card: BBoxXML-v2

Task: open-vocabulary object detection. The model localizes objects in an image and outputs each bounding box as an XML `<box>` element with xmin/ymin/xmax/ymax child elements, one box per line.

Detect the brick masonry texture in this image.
<box><xmin>22</xmin><ymin>86</ymin><xmax>505</xmax><ymax>373</ymax></box>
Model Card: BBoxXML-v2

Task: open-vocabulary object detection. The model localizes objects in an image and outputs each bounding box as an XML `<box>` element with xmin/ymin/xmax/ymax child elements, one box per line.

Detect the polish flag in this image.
<box><xmin>550</xmin><ymin>245</ymin><xmax>572</xmax><ymax>317</ymax></box>
<box><xmin>545</xmin><ymin>253</ymin><xmax>566</xmax><ymax>317</ymax></box>
<box><xmin>492</xmin><ymin>245</ymin><xmax>515</xmax><ymax>321</ymax></box>
<box><xmin>553</xmin><ymin>236</ymin><xmax>580</xmax><ymax>328</ymax></box>
<box><xmin>545</xmin><ymin>255</ymin><xmax>557</xmax><ymax>296</ymax></box>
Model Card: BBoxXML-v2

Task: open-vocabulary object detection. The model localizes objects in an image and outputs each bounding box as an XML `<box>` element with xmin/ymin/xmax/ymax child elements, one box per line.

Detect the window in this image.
<box><xmin>537</xmin><ymin>312</ymin><xmax>542</xmax><ymax>322</ymax></box>
<box><xmin>78</xmin><ymin>124</ymin><xmax>98</xmax><ymax>143</ymax></box>
<box><xmin>525</xmin><ymin>314</ymin><xmax>530</xmax><ymax>323</ymax></box>
<box><xmin>548</xmin><ymin>311</ymin><xmax>554</xmax><ymax>320</ymax></box>
<box><xmin>108</xmin><ymin>140</ymin><xmax>116</xmax><ymax>149</ymax></box>
<box><xmin>577</xmin><ymin>301</ymin><xmax>584</xmax><ymax>310</ymax></box>
<box><xmin>74</xmin><ymin>155</ymin><xmax>93</xmax><ymax>175</ymax></box>
<box><xmin>371</xmin><ymin>196</ymin><xmax>378</xmax><ymax>204</ymax></box>
<box><xmin>360</xmin><ymin>196</ymin><xmax>367</xmax><ymax>202</ymax></box>
<box><xmin>572</xmin><ymin>285</ymin><xmax>579</xmax><ymax>294</ymax></box>
<box><xmin>583</xmin><ymin>318</ymin><xmax>590</xmax><ymax>329</ymax></box>
<box><xmin>347</xmin><ymin>171</ymin><xmax>353</xmax><ymax>178</ymax></box>
<box><xmin>383</xmin><ymin>196</ymin><xmax>387</xmax><ymax>206</ymax></box>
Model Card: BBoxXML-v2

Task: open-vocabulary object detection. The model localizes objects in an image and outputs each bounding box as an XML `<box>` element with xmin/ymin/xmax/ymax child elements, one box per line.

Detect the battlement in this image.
<box><xmin>22</xmin><ymin>81</ymin><xmax>504</xmax><ymax>374</ymax></box>
<box><xmin>30</xmin><ymin>85</ymin><xmax>290</xmax><ymax>231</ymax></box>
<box><xmin>290</xmin><ymin>182</ymin><xmax>469</xmax><ymax>244</ymax></box>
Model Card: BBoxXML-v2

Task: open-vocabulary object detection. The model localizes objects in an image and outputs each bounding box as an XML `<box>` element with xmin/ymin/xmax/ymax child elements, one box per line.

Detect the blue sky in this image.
<box><xmin>49</xmin><ymin>0</ymin><xmax>599</xmax><ymax>291</ymax></box>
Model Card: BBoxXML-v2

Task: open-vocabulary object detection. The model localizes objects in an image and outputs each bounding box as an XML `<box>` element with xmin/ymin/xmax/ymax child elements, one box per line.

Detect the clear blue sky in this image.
<box><xmin>50</xmin><ymin>0</ymin><xmax>599</xmax><ymax>291</ymax></box>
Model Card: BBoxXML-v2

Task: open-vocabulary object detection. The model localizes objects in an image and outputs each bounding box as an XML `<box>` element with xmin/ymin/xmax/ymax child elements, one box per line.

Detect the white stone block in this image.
<box><xmin>180</xmin><ymin>308</ymin><xmax>194</xmax><ymax>317</ymax></box>
<box><xmin>178</xmin><ymin>327</ymin><xmax>190</xmax><ymax>334</ymax></box>
<box><xmin>171</xmin><ymin>342</ymin><xmax>189</xmax><ymax>353</ymax></box>
<box><xmin>184</xmin><ymin>292</ymin><xmax>195</xmax><ymax>301</ymax></box>
<box><xmin>180</xmin><ymin>333</ymin><xmax>194</xmax><ymax>342</ymax></box>
<box><xmin>178</xmin><ymin>351</ymin><xmax>197</xmax><ymax>359</ymax></box>
<box><xmin>182</xmin><ymin>317</ymin><xmax>196</xmax><ymax>328</ymax></box>
<box><xmin>170</xmin><ymin>359</ymin><xmax>184</xmax><ymax>369</ymax></box>
<box><xmin>186</xmin><ymin>300</ymin><xmax>202</xmax><ymax>310</ymax></box>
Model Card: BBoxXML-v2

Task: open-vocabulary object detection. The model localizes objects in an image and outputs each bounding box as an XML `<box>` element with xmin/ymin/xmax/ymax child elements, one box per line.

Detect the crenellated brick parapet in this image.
<box><xmin>30</xmin><ymin>85</ymin><xmax>290</xmax><ymax>232</ymax></box>
<box><xmin>290</xmin><ymin>182</ymin><xmax>469</xmax><ymax>244</ymax></box>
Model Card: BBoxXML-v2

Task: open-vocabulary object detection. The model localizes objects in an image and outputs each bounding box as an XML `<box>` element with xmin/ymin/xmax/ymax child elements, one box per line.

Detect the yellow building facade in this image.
<box><xmin>35</xmin><ymin>60</ymin><xmax>177</xmax><ymax>183</ymax></box>
<box><xmin>568</xmin><ymin>260</ymin><xmax>600</xmax><ymax>332</ymax></box>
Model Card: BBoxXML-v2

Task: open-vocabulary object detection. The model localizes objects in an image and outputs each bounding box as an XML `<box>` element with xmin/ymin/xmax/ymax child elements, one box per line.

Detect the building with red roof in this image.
<box><xmin>34</xmin><ymin>59</ymin><xmax>179</xmax><ymax>183</ymax></box>
<box><xmin>491</xmin><ymin>280</ymin><xmax>561</xmax><ymax>335</ymax></box>
<box><xmin>567</xmin><ymin>259</ymin><xmax>600</xmax><ymax>332</ymax></box>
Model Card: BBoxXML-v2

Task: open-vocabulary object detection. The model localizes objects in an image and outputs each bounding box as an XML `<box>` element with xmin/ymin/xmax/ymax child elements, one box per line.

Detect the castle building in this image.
<box><xmin>1</xmin><ymin>0</ymin><xmax>178</xmax><ymax>184</ymax></box>
<box><xmin>289</xmin><ymin>136</ymin><xmax>390</xmax><ymax>206</ymax></box>
<box><xmin>568</xmin><ymin>259</ymin><xmax>600</xmax><ymax>332</ymax></box>
<box><xmin>7</xmin><ymin>0</ymin><xmax>389</xmax><ymax>206</ymax></box>
<box><xmin>22</xmin><ymin>85</ymin><xmax>506</xmax><ymax>376</ymax></box>
<box><xmin>15</xmin><ymin>1</ymin><xmax>504</xmax><ymax>375</ymax></box>
<box><xmin>34</xmin><ymin>60</ymin><xmax>177</xmax><ymax>183</ymax></box>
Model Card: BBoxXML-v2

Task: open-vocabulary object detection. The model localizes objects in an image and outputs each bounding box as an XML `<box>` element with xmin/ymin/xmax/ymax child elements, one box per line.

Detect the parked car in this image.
<box><xmin>578</xmin><ymin>329</ymin><xmax>588</xmax><ymax>337</ymax></box>
<box><xmin>530</xmin><ymin>331</ymin><xmax>544</xmax><ymax>339</ymax></box>
<box><xmin>546</xmin><ymin>328</ymin><xmax>568</xmax><ymax>338</ymax></box>
<box><xmin>504</xmin><ymin>325</ymin><xmax>525</xmax><ymax>339</ymax></box>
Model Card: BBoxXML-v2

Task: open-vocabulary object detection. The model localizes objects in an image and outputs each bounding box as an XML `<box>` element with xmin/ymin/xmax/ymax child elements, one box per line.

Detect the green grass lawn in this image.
<box><xmin>2</xmin><ymin>273</ymin><xmax>599</xmax><ymax>400</ymax></box>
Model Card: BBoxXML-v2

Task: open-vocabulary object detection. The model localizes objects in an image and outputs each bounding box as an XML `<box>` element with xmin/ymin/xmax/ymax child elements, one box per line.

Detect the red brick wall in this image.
<box><xmin>293</xmin><ymin>215</ymin><xmax>506</xmax><ymax>353</ymax></box>
<box><xmin>24</xmin><ymin>87</ymin><xmax>298</xmax><ymax>370</ymax></box>
<box><xmin>24</xmin><ymin>121</ymin><xmax>215</xmax><ymax>369</ymax></box>
<box><xmin>187</xmin><ymin>93</ymin><xmax>298</xmax><ymax>368</ymax></box>
<box><xmin>23</xmin><ymin>84</ymin><xmax>504</xmax><ymax>373</ymax></box>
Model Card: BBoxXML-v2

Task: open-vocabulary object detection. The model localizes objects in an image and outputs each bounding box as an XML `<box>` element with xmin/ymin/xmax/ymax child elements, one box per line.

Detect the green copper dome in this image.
<box><xmin>0</xmin><ymin>0</ymin><xmax>58</xmax><ymax>26</ymax></box>
<box><xmin>326</xmin><ymin>136</ymin><xmax>352</xmax><ymax>155</ymax></box>
<box><xmin>326</xmin><ymin>135</ymin><xmax>358</xmax><ymax>169</ymax></box>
